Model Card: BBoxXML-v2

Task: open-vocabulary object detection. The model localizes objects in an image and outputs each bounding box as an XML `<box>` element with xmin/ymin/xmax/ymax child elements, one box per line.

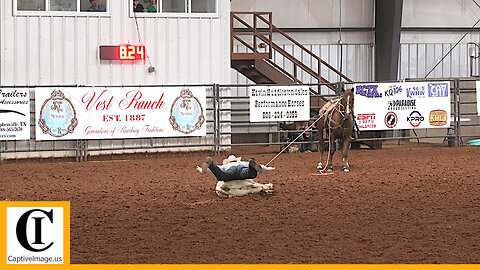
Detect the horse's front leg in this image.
<box><xmin>341</xmin><ymin>136</ymin><xmax>352</xmax><ymax>172</ymax></box>
<box><xmin>326</xmin><ymin>134</ymin><xmax>335</xmax><ymax>172</ymax></box>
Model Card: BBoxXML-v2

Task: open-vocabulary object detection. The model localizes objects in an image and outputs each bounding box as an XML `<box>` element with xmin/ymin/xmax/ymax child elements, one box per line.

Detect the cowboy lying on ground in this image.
<box><xmin>196</xmin><ymin>155</ymin><xmax>275</xmax><ymax>182</ymax></box>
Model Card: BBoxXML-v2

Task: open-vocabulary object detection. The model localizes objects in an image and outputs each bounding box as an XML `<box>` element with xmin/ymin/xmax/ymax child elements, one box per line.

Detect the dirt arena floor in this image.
<box><xmin>1</xmin><ymin>143</ymin><xmax>480</xmax><ymax>264</ymax></box>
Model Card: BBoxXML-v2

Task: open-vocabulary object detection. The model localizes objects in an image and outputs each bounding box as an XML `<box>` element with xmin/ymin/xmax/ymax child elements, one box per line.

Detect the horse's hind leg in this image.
<box><xmin>316</xmin><ymin>123</ymin><xmax>325</xmax><ymax>169</ymax></box>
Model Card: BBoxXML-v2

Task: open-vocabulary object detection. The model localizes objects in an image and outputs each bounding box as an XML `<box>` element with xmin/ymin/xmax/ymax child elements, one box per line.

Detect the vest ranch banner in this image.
<box><xmin>0</xmin><ymin>88</ymin><xmax>30</xmax><ymax>140</ymax></box>
<box><xmin>354</xmin><ymin>82</ymin><xmax>451</xmax><ymax>130</ymax></box>
<box><xmin>249</xmin><ymin>85</ymin><xmax>310</xmax><ymax>122</ymax></box>
<box><xmin>34</xmin><ymin>87</ymin><xmax>206</xmax><ymax>140</ymax></box>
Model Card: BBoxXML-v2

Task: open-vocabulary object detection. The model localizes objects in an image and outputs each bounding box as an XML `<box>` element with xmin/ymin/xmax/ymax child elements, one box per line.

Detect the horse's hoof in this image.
<box><xmin>343</xmin><ymin>167</ymin><xmax>350</xmax><ymax>172</ymax></box>
<box><xmin>326</xmin><ymin>165</ymin><xmax>333</xmax><ymax>172</ymax></box>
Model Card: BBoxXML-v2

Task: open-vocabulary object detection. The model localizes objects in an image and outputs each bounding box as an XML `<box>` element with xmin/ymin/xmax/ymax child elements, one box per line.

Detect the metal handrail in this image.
<box><xmin>231</xmin><ymin>11</ymin><xmax>352</xmax><ymax>92</ymax></box>
<box><xmin>231</xmin><ymin>12</ymin><xmax>273</xmax><ymax>59</ymax></box>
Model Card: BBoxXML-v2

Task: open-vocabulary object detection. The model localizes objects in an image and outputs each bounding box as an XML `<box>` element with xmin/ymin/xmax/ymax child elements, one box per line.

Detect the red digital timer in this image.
<box><xmin>99</xmin><ymin>45</ymin><xmax>145</xmax><ymax>60</ymax></box>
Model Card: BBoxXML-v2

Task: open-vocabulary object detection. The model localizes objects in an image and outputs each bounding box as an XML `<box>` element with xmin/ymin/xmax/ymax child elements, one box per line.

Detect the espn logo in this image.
<box><xmin>357</xmin><ymin>114</ymin><xmax>375</xmax><ymax>121</ymax></box>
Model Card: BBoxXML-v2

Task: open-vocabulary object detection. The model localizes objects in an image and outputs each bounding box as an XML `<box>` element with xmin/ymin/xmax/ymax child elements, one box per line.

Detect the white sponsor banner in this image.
<box><xmin>35</xmin><ymin>87</ymin><xmax>206</xmax><ymax>140</ymax></box>
<box><xmin>354</xmin><ymin>82</ymin><xmax>450</xmax><ymax>130</ymax></box>
<box><xmin>249</xmin><ymin>85</ymin><xmax>310</xmax><ymax>122</ymax></box>
<box><xmin>476</xmin><ymin>81</ymin><xmax>480</xmax><ymax>116</ymax></box>
<box><xmin>0</xmin><ymin>88</ymin><xmax>30</xmax><ymax>140</ymax></box>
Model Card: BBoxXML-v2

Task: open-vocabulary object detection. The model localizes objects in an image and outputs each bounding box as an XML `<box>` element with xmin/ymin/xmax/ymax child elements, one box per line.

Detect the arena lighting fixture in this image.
<box><xmin>467</xmin><ymin>42</ymin><xmax>480</xmax><ymax>77</ymax></box>
<box><xmin>467</xmin><ymin>42</ymin><xmax>480</xmax><ymax>58</ymax></box>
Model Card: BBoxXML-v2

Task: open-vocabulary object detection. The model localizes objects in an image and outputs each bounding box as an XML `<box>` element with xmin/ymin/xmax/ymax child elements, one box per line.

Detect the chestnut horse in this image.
<box><xmin>316</xmin><ymin>88</ymin><xmax>355</xmax><ymax>172</ymax></box>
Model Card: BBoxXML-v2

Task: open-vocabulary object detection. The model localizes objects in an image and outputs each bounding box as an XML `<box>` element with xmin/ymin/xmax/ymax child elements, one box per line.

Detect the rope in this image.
<box><xmin>318</xmin><ymin>101</ymin><xmax>356</xmax><ymax>173</ymax></box>
<box><xmin>265</xmin><ymin>99</ymin><xmax>342</xmax><ymax>167</ymax></box>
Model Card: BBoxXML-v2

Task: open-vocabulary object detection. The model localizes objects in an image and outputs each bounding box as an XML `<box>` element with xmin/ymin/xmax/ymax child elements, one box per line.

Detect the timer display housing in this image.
<box><xmin>99</xmin><ymin>45</ymin><xmax>145</xmax><ymax>60</ymax></box>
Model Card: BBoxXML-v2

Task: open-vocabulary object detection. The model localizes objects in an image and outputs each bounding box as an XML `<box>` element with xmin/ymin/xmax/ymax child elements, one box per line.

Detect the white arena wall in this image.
<box><xmin>0</xmin><ymin>0</ymin><xmax>232</xmax><ymax>159</ymax></box>
<box><xmin>1</xmin><ymin>0</ymin><xmax>231</xmax><ymax>85</ymax></box>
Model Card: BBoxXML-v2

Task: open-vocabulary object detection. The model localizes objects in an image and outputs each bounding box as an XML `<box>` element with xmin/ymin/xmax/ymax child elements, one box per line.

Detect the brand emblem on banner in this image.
<box><xmin>384</xmin><ymin>112</ymin><xmax>398</xmax><ymax>128</ymax></box>
<box><xmin>429</xmin><ymin>110</ymin><xmax>448</xmax><ymax>126</ymax></box>
<box><xmin>388</xmin><ymin>99</ymin><xmax>416</xmax><ymax>111</ymax></box>
<box><xmin>169</xmin><ymin>89</ymin><xmax>205</xmax><ymax>134</ymax></box>
<box><xmin>406</xmin><ymin>86</ymin><xmax>426</xmax><ymax>98</ymax></box>
<box><xmin>407</xmin><ymin>111</ymin><xmax>424</xmax><ymax>127</ymax></box>
<box><xmin>384</xmin><ymin>85</ymin><xmax>402</xmax><ymax>98</ymax></box>
<box><xmin>355</xmin><ymin>85</ymin><xmax>382</xmax><ymax>98</ymax></box>
<box><xmin>38</xmin><ymin>90</ymin><xmax>78</xmax><ymax>137</ymax></box>
<box><xmin>428</xmin><ymin>83</ymin><xmax>449</xmax><ymax>97</ymax></box>
<box><xmin>357</xmin><ymin>113</ymin><xmax>376</xmax><ymax>129</ymax></box>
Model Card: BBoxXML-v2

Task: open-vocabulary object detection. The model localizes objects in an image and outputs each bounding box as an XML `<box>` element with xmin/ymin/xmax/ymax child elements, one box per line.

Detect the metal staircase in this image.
<box><xmin>230</xmin><ymin>11</ymin><xmax>352</xmax><ymax>97</ymax></box>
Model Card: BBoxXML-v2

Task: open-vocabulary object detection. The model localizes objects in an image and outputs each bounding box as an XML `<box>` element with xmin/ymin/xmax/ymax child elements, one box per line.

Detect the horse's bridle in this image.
<box><xmin>339</xmin><ymin>95</ymin><xmax>353</xmax><ymax>118</ymax></box>
<box><xmin>327</xmin><ymin>94</ymin><xmax>354</xmax><ymax>130</ymax></box>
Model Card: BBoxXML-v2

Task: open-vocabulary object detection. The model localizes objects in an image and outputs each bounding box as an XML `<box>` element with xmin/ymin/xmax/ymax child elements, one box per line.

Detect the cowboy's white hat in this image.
<box><xmin>222</xmin><ymin>155</ymin><xmax>242</xmax><ymax>165</ymax></box>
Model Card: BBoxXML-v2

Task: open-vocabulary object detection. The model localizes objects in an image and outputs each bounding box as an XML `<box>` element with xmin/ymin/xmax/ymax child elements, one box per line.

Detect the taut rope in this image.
<box><xmin>265</xmin><ymin>99</ymin><xmax>342</xmax><ymax>167</ymax></box>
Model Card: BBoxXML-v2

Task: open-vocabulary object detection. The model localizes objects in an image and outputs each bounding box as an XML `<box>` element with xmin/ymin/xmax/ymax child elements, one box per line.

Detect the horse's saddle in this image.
<box><xmin>318</xmin><ymin>97</ymin><xmax>341</xmax><ymax>125</ymax></box>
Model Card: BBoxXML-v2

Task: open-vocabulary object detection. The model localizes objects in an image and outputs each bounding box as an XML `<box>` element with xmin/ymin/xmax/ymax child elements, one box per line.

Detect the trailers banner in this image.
<box><xmin>249</xmin><ymin>85</ymin><xmax>310</xmax><ymax>122</ymax></box>
<box><xmin>34</xmin><ymin>87</ymin><xmax>206</xmax><ymax>140</ymax></box>
<box><xmin>0</xmin><ymin>88</ymin><xmax>30</xmax><ymax>140</ymax></box>
<box><xmin>353</xmin><ymin>82</ymin><xmax>451</xmax><ymax>130</ymax></box>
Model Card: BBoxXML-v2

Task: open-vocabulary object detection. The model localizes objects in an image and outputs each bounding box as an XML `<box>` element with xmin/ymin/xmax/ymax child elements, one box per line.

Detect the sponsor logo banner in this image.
<box><xmin>388</xmin><ymin>100</ymin><xmax>416</xmax><ymax>111</ymax></box>
<box><xmin>355</xmin><ymin>85</ymin><xmax>382</xmax><ymax>98</ymax></box>
<box><xmin>429</xmin><ymin>110</ymin><xmax>448</xmax><ymax>126</ymax></box>
<box><xmin>354</xmin><ymin>82</ymin><xmax>450</xmax><ymax>130</ymax></box>
<box><xmin>1</xmin><ymin>201</ymin><xmax>70</xmax><ymax>265</ymax></box>
<box><xmin>384</xmin><ymin>112</ymin><xmax>398</xmax><ymax>128</ymax></box>
<box><xmin>357</xmin><ymin>113</ymin><xmax>376</xmax><ymax>129</ymax></box>
<box><xmin>384</xmin><ymin>85</ymin><xmax>402</xmax><ymax>98</ymax></box>
<box><xmin>406</xmin><ymin>85</ymin><xmax>426</xmax><ymax>98</ymax></box>
<box><xmin>249</xmin><ymin>86</ymin><xmax>310</xmax><ymax>122</ymax></box>
<box><xmin>34</xmin><ymin>87</ymin><xmax>206</xmax><ymax>140</ymax></box>
<box><xmin>0</xmin><ymin>88</ymin><xmax>30</xmax><ymax>140</ymax></box>
<box><xmin>407</xmin><ymin>111</ymin><xmax>424</xmax><ymax>127</ymax></box>
<box><xmin>428</xmin><ymin>83</ymin><xmax>449</xmax><ymax>97</ymax></box>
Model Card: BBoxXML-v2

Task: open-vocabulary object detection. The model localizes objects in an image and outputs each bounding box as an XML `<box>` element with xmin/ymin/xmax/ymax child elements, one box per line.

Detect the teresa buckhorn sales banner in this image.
<box><xmin>0</xmin><ymin>88</ymin><xmax>30</xmax><ymax>140</ymax></box>
<box><xmin>34</xmin><ymin>87</ymin><xmax>206</xmax><ymax>140</ymax></box>
<box><xmin>353</xmin><ymin>81</ymin><xmax>451</xmax><ymax>130</ymax></box>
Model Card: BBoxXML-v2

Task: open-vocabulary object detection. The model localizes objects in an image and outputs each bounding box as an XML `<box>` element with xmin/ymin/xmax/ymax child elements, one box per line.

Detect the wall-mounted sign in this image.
<box><xmin>99</xmin><ymin>45</ymin><xmax>145</xmax><ymax>61</ymax></box>
<box><xmin>35</xmin><ymin>87</ymin><xmax>206</xmax><ymax>140</ymax></box>
<box><xmin>354</xmin><ymin>81</ymin><xmax>451</xmax><ymax>130</ymax></box>
<box><xmin>249</xmin><ymin>86</ymin><xmax>310</xmax><ymax>122</ymax></box>
<box><xmin>0</xmin><ymin>88</ymin><xmax>30</xmax><ymax>140</ymax></box>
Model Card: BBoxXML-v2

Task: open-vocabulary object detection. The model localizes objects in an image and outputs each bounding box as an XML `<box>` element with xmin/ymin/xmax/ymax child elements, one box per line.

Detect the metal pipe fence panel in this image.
<box><xmin>1</xmin><ymin>79</ymin><xmax>480</xmax><ymax>161</ymax></box>
<box><xmin>219</xmin><ymin>79</ymin><xmax>480</xmax><ymax>150</ymax></box>
<box><xmin>0</xmin><ymin>85</ymin><xmax>219</xmax><ymax>161</ymax></box>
